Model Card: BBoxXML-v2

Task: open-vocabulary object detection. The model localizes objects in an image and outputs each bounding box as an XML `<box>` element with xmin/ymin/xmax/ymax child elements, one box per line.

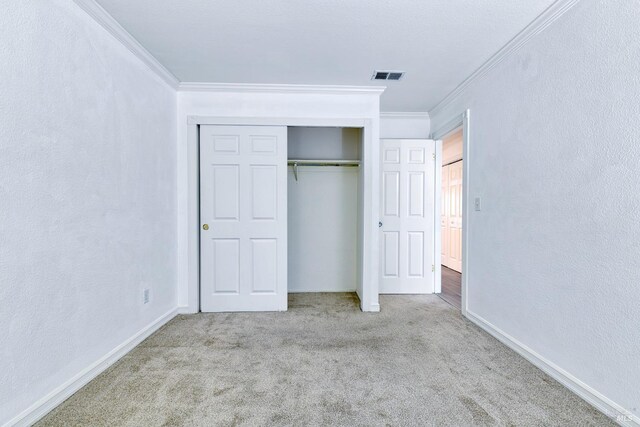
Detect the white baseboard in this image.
<box><xmin>465</xmin><ymin>310</ymin><xmax>639</xmax><ymax>427</ymax></box>
<box><xmin>288</xmin><ymin>289</ymin><xmax>357</xmax><ymax>293</ymax></box>
<box><xmin>363</xmin><ymin>303</ymin><xmax>381</xmax><ymax>313</ymax></box>
<box><xmin>177</xmin><ymin>305</ymin><xmax>196</xmax><ymax>314</ymax></box>
<box><xmin>6</xmin><ymin>308</ymin><xmax>178</xmax><ymax>427</ymax></box>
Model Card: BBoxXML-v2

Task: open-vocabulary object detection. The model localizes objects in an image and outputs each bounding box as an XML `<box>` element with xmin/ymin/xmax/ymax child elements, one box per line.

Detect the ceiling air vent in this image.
<box><xmin>372</xmin><ymin>70</ymin><xmax>404</xmax><ymax>81</ymax></box>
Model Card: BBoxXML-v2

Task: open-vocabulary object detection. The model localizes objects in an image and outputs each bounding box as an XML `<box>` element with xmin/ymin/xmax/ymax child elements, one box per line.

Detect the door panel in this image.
<box><xmin>200</xmin><ymin>125</ymin><xmax>287</xmax><ymax>312</ymax></box>
<box><xmin>251</xmin><ymin>166</ymin><xmax>277</xmax><ymax>220</ymax></box>
<box><xmin>383</xmin><ymin>171</ymin><xmax>400</xmax><ymax>216</ymax></box>
<box><xmin>380</xmin><ymin>139</ymin><xmax>435</xmax><ymax>294</ymax></box>
<box><xmin>408</xmin><ymin>232</ymin><xmax>424</xmax><ymax>277</ymax></box>
<box><xmin>212</xmin><ymin>165</ymin><xmax>239</xmax><ymax>220</ymax></box>
<box><xmin>408</xmin><ymin>172</ymin><xmax>425</xmax><ymax>217</ymax></box>
<box><xmin>382</xmin><ymin>231</ymin><xmax>400</xmax><ymax>278</ymax></box>
<box><xmin>250</xmin><ymin>239</ymin><xmax>278</xmax><ymax>293</ymax></box>
<box><xmin>212</xmin><ymin>239</ymin><xmax>240</xmax><ymax>293</ymax></box>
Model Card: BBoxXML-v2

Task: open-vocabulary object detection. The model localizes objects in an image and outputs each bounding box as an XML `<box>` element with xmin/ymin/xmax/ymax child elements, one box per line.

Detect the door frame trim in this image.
<box><xmin>431</xmin><ymin>109</ymin><xmax>470</xmax><ymax>316</ymax></box>
<box><xmin>186</xmin><ymin>116</ymin><xmax>380</xmax><ymax>313</ymax></box>
<box><xmin>434</xmin><ymin>139</ymin><xmax>442</xmax><ymax>294</ymax></box>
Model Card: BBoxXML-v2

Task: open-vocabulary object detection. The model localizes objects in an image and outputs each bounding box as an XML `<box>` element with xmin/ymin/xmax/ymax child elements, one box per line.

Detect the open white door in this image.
<box><xmin>380</xmin><ymin>139</ymin><xmax>435</xmax><ymax>294</ymax></box>
<box><xmin>444</xmin><ymin>160</ymin><xmax>463</xmax><ymax>272</ymax></box>
<box><xmin>441</xmin><ymin>163</ymin><xmax>449</xmax><ymax>269</ymax></box>
<box><xmin>199</xmin><ymin>125</ymin><xmax>287</xmax><ymax>312</ymax></box>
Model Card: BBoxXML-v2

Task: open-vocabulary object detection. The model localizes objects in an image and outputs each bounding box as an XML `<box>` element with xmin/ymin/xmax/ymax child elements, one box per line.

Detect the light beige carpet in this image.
<box><xmin>38</xmin><ymin>293</ymin><xmax>613</xmax><ymax>426</ymax></box>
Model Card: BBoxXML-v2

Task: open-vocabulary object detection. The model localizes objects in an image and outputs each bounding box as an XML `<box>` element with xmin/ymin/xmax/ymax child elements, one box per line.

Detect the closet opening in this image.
<box><xmin>287</xmin><ymin>127</ymin><xmax>363</xmax><ymax>299</ymax></box>
<box><xmin>191</xmin><ymin>118</ymin><xmax>379</xmax><ymax>313</ymax></box>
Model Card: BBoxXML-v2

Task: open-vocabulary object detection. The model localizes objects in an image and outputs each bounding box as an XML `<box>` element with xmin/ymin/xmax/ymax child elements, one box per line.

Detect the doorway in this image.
<box><xmin>287</xmin><ymin>127</ymin><xmax>362</xmax><ymax>293</ymax></box>
<box><xmin>439</xmin><ymin>127</ymin><xmax>463</xmax><ymax>309</ymax></box>
<box><xmin>196</xmin><ymin>122</ymin><xmax>378</xmax><ymax>312</ymax></box>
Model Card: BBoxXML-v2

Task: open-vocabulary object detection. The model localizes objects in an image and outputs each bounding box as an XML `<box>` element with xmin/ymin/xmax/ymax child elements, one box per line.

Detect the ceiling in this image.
<box><xmin>95</xmin><ymin>0</ymin><xmax>556</xmax><ymax>111</ymax></box>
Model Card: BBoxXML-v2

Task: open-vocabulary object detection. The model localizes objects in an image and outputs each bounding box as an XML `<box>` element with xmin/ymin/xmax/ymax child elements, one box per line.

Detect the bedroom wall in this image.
<box><xmin>380</xmin><ymin>113</ymin><xmax>430</xmax><ymax>139</ymax></box>
<box><xmin>0</xmin><ymin>1</ymin><xmax>177</xmax><ymax>424</ymax></box>
<box><xmin>429</xmin><ymin>0</ymin><xmax>640</xmax><ymax>421</ymax></box>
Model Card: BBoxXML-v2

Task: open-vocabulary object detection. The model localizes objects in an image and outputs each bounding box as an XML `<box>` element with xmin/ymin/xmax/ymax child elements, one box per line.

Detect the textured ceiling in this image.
<box><xmin>95</xmin><ymin>0</ymin><xmax>556</xmax><ymax>111</ymax></box>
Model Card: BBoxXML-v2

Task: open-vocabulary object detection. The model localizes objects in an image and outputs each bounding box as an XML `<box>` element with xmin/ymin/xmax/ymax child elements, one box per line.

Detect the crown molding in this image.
<box><xmin>380</xmin><ymin>112</ymin><xmax>430</xmax><ymax>119</ymax></box>
<box><xmin>73</xmin><ymin>0</ymin><xmax>179</xmax><ymax>89</ymax></box>
<box><xmin>178</xmin><ymin>82</ymin><xmax>386</xmax><ymax>95</ymax></box>
<box><xmin>429</xmin><ymin>0</ymin><xmax>581</xmax><ymax>117</ymax></box>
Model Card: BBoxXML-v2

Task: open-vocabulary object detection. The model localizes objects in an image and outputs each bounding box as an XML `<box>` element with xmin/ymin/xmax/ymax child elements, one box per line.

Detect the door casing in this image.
<box><xmin>431</xmin><ymin>110</ymin><xmax>471</xmax><ymax>316</ymax></box>
<box><xmin>186</xmin><ymin>116</ymin><xmax>380</xmax><ymax>313</ymax></box>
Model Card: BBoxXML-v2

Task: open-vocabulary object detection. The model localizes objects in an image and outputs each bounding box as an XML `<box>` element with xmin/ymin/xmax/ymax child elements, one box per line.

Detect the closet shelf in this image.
<box><xmin>287</xmin><ymin>159</ymin><xmax>360</xmax><ymax>181</ymax></box>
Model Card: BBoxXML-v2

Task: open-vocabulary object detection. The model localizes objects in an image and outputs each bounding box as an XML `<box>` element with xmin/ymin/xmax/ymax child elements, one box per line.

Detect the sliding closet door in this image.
<box><xmin>199</xmin><ymin>125</ymin><xmax>287</xmax><ymax>312</ymax></box>
<box><xmin>380</xmin><ymin>139</ymin><xmax>436</xmax><ymax>294</ymax></box>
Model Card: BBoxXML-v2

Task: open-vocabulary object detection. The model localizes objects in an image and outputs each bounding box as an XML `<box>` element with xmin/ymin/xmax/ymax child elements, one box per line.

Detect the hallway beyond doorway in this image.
<box><xmin>439</xmin><ymin>266</ymin><xmax>461</xmax><ymax>309</ymax></box>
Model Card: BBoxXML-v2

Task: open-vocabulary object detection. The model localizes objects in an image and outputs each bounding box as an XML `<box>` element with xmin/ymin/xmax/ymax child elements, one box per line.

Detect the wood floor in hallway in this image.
<box><xmin>440</xmin><ymin>265</ymin><xmax>461</xmax><ymax>310</ymax></box>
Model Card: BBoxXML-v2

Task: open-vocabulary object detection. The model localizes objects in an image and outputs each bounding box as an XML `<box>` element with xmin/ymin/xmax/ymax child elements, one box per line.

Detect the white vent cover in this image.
<box><xmin>372</xmin><ymin>70</ymin><xmax>405</xmax><ymax>81</ymax></box>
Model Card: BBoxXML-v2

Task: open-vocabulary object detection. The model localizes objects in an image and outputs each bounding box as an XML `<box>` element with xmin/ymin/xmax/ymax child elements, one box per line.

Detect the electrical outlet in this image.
<box><xmin>143</xmin><ymin>288</ymin><xmax>150</xmax><ymax>304</ymax></box>
<box><xmin>474</xmin><ymin>197</ymin><xmax>482</xmax><ymax>211</ymax></box>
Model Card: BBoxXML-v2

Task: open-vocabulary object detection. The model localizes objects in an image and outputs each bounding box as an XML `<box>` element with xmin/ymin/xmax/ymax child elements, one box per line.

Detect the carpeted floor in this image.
<box><xmin>38</xmin><ymin>293</ymin><xmax>613</xmax><ymax>426</ymax></box>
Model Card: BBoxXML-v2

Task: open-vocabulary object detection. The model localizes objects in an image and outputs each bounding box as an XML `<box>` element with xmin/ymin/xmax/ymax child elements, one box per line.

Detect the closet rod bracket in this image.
<box><xmin>288</xmin><ymin>159</ymin><xmax>360</xmax><ymax>183</ymax></box>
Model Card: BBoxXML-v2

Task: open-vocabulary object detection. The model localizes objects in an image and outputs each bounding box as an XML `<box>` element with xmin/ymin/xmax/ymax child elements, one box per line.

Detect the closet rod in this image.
<box><xmin>287</xmin><ymin>159</ymin><xmax>360</xmax><ymax>166</ymax></box>
<box><xmin>288</xmin><ymin>159</ymin><xmax>360</xmax><ymax>181</ymax></box>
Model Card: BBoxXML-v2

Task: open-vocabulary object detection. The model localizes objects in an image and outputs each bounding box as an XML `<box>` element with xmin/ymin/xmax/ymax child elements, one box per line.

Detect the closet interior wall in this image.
<box><xmin>287</xmin><ymin>127</ymin><xmax>362</xmax><ymax>292</ymax></box>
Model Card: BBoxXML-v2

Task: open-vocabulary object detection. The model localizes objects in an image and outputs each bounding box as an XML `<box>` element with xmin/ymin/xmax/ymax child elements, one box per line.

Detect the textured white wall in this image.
<box><xmin>0</xmin><ymin>1</ymin><xmax>177</xmax><ymax>424</ymax></box>
<box><xmin>430</xmin><ymin>0</ymin><xmax>640</xmax><ymax>419</ymax></box>
<box><xmin>380</xmin><ymin>114</ymin><xmax>430</xmax><ymax>139</ymax></box>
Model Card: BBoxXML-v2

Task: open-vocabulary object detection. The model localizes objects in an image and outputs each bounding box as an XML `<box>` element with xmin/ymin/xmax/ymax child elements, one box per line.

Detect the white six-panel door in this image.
<box><xmin>380</xmin><ymin>139</ymin><xmax>435</xmax><ymax>294</ymax></box>
<box><xmin>441</xmin><ymin>164</ymin><xmax>449</xmax><ymax>269</ymax></box>
<box><xmin>199</xmin><ymin>125</ymin><xmax>287</xmax><ymax>312</ymax></box>
<box><xmin>441</xmin><ymin>161</ymin><xmax>463</xmax><ymax>272</ymax></box>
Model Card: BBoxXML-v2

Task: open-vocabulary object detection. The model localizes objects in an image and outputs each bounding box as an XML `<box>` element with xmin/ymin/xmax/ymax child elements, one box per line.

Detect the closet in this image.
<box><xmin>287</xmin><ymin>127</ymin><xmax>362</xmax><ymax>292</ymax></box>
<box><xmin>198</xmin><ymin>124</ymin><xmax>365</xmax><ymax>312</ymax></box>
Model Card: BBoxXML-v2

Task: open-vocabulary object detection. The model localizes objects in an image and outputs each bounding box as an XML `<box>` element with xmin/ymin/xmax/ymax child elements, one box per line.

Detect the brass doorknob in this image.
<box><xmin>202</xmin><ymin>224</ymin><xmax>209</xmax><ymax>230</ymax></box>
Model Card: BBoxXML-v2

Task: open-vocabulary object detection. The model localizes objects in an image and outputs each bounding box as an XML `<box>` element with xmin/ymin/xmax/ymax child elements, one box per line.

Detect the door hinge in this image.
<box><xmin>432</xmin><ymin>152</ymin><xmax>435</xmax><ymax>160</ymax></box>
<box><xmin>432</xmin><ymin>264</ymin><xmax>435</xmax><ymax>272</ymax></box>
